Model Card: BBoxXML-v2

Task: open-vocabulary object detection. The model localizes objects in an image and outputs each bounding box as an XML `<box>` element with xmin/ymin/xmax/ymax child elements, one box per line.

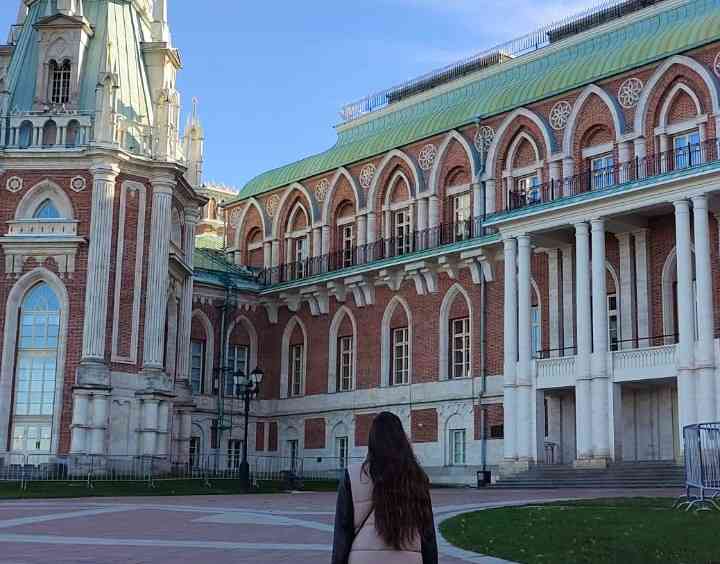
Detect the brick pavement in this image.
<box><xmin>0</xmin><ymin>488</ymin><xmax>681</xmax><ymax>564</ymax></box>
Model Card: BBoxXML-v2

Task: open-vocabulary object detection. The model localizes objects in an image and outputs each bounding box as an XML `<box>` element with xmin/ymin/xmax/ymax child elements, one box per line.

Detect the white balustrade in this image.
<box><xmin>6</xmin><ymin>219</ymin><xmax>79</xmax><ymax>237</ymax></box>
<box><xmin>612</xmin><ymin>344</ymin><xmax>677</xmax><ymax>381</ymax></box>
<box><xmin>537</xmin><ymin>356</ymin><xmax>576</xmax><ymax>382</ymax></box>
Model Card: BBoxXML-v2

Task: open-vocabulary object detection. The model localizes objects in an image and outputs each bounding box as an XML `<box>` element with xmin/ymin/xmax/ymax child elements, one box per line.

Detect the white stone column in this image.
<box><xmin>142</xmin><ymin>399</ymin><xmax>160</xmax><ymax>457</ymax></box>
<box><xmin>562</xmin><ymin>158</ymin><xmax>574</xmax><ymax>197</ymax></box>
<box><xmin>357</xmin><ymin>215</ymin><xmax>367</xmax><ymax>247</ymax></box>
<box><xmin>591</xmin><ymin>218</ymin><xmax>610</xmax><ymax>459</ymax></box>
<box><xmin>547</xmin><ymin>249</ymin><xmax>561</xmax><ymax>357</ymax></box>
<box><xmin>177</xmin><ymin>209</ymin><xmax>199</xmax><ymax>385</ymax></box>
<box><xmin>561</xmin><ymin>246</ymin><xmax>575</xmax><ymax>354</ymax></box>
<box><xmin>90</xmin><ymin>395</ymin><xmax>108</xmax><ymax>455</ymax></box>
<box><xmin>81</xmin><ymin>163</ymin><xmax>120</xmax><ymax>364</ymax></box>
<box><xmin>659</xmin><ymin>134</ymin><xmax>670</xmax><ymax>173</ymax></box>
<box><xmin>315</xmin><ymin>227</ymin><xmax>325</xmax><ymax>258</ymax></box>
<box><xmin>617</xmin><ymin>232</ymin><xmax>637</xmax><ymax>349</ymax></box>
<box><xmin>143</xmin><ymin>175</ymin><xmax>175</xmax><ymax>371</ymax></box>
<box><xmin>263</xmin><ymin>241</ymin><xmax>272</xmax><ymax>268</ymax></box>
<box><xmin>157</xmin><ymin>401</ymin><xmax>170</xmax><ymax>457</ymax></box>
<box><xmin>484</xmin><ymin>179</ymin><xmax>496</xmax><ymax>216</ymax></box>
<box><xmin>366</xmin><ymin>212</ymin><xmax>377</xmax><ymax>261</ymax></box>
<box><xmin>692</xmin><ymin>195</ymin><xmax>716</xmax><ymax>423</ymax></box>
<box><xmin>634</xmin><ymin>137</ymin><xmax>647</xmax><ymax>178</ymax></box>
<box><xmin>472</xmin><ymin>182</ymin><xmax>483</xmax><ymax>219</ymax></box>
<box><xmin>549</xmin><ymin>160</ymin><xmax>561</xmax><ymax>199</ymax></box>
<box><xmin>618</xmin><ymin>141</ymin><xmax>631</xmax><ymax>183</ymax></box>
<box><xmin>674</xmin><ymin>199</ymin><xmax>697</xmax><ymax>429</ymax></box>
<box><xmin>575</xmin><ymin>222</ymin><xmax>593</xmax><ymax>460</ymax></box>
<box><xmin>503</xmin><ymin>238</ymin><xmax>518</xmax><ymax>462</ymax></box>
<box><xmin>634</xmin><ymin>229</ymin><xmax>651</xmax><ymax>345</ymax></box>
<box><xmin>428</xmin><ymin>196</ymin><xmax>440</xmax><ymax>229</ymax></box>
<box><xmin>416</xmin><ymin>198</ymin><xmax>428</xmax><ymax>249</ymax></box>
<box><xmin>271</xmin><ymin>240</ymin><xmax>280</xmax><ymax>267</ymax></box>
<box><xmin>517</xmin><ymin>235</ymin><xmax>533</xmax><ymax>461</ymax></box>
<box><xmin>70</xmin><ymin>393</ymin><xmax>90</xmax><ymax>454</ymax></box>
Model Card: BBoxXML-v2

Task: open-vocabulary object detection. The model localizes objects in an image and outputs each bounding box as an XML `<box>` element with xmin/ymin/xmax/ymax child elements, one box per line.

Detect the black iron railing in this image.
<box><xmin>259</xmin><ymin>217</ymin><xmax>496</xmax><ymax>286</ymax></box>
<box><xmin>535</xmin><ymin>333</ymin><xmax>679</xmax><ymax>359</ymax></box>
<box><xmin>503</xmin><ymin>139</ymin><xmax>720</xmax><ymax>214</ymax></box>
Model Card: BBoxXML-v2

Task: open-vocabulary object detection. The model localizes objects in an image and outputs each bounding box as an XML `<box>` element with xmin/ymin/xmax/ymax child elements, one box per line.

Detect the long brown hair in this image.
<box><xmin>362</xmin><ymin>412</ymin><xmax>434</xmax><ymax>550</ymax></box>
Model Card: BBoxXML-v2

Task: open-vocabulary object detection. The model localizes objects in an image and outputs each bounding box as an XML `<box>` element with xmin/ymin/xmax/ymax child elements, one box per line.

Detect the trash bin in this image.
<box><xmin>477</xmin><ymin>470</ymin><xmax>492</xmax><ymax>488</ymax></box>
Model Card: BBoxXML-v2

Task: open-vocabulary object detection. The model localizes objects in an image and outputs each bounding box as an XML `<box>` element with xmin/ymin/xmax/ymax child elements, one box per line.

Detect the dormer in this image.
<box><xmin>32</xmin><ymin>13</ymin><xmax>93</xmax><ymax>111</ymax></box>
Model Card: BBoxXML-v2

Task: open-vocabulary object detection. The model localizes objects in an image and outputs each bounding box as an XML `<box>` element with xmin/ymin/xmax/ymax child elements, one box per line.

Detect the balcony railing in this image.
<box><xmin>259</xmin><ymin>217</ymin><xmax>496</xmax><ymax>286</ymax></box>
<box><xmin>5</xmin><ymin>219</ymin><xmax>79</xmax><ymax>237</ymax></box>
<box><xmin>500</xmin><ymin>139</ymin><xmax>720</xmax><ymax>215</ymax></box>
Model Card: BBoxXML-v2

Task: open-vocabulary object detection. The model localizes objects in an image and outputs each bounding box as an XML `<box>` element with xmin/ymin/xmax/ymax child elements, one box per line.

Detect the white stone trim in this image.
<box><xmin>427</xmin><ymin>130</ymin><xmax>481</xmax><ymax>196</ymax></box>
<box><xmin>582</xmin><ymin>142</ymin><xmax>615</xmax><ymax>160</ymax></box>
<box><xmin>270</xmin><ymin>183</ymin><xmax>318</xmax><ymax>240</ymax></box>
<box><xmin>111</xmin><ymin>181</ymin><xmax>146</xmax><ymax>365</ymax></box>
<box><xmin>191</xmin><ymin>309</ymin><xmax>215</xmax><ymax>394</ymax></box>
<box><xmin>633</xmin><ymin>55</ymin><xmax>720</xmax><ymax>135</ymax></box>
<box><xmin>0</xmin><ymin>268</ymin><xmax>69</xmax><ymax>456</ymax></box>
<box><xmin>15</xmin><ymin>179</ymin><xmax>74</xmax><ymax>219</ymax></box>
<box><xmin>439</xmin><ymin>284</ymin><xmax>473</xmax><ymax>381</ymax></box>
<box><xmin>381</xmin><ymin>296</ymin><xmax>413</xmax><ymax>387</ymax></box>
<box><xmin>280</xmin><ymin>316</ymin><xmax>308</xmax><ymax>399</ymax></box>
<box><xmin>225</xmin><ymin>315</ymin><xmax>259</xmax><ymax>374</ymax></box>
<box><xmin>366</xmin><ymin>149</ymin><xmax>423</xmax><ymax>213</ymax></box>
<box><xmin>562</xmin><ymin>84</ymin><xmax>625</xmax><ymax>155</ymax></box>
<box><xmin>320</xmin><ymin>167</ymin><xmax>363</xmax><ymax>225</ymax></box>
<box><xmin>233</xmin><ymin>198</ymin><xmax>270</xmax><ymax>247</ymax></box>
<box><xmin>327</xmin><ymin>306</ymin><xmax>358</xmax><ymax>394</ymax></box>
<box><xmin>657</xmin><ymin>82</ymin><xmax>703</xmax><ymax>129</ymax></box>
<box><xmin>661</xmin><ymin>245</ymin><xmax>696</xmax><ymax>342</ymax></box>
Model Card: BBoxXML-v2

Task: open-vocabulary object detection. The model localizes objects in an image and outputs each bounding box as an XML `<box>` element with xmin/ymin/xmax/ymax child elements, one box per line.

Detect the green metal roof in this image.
<box><xmin>232</xmin><ymin>0</ymin><xmax>720</xmax><ymax>204</ymax></box>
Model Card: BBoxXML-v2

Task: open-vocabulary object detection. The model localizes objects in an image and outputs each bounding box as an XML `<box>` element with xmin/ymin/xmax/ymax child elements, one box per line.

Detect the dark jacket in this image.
<box><xmin>331</xmin><ymin>469</ymin><xmax>439</xmax><ymax>564</ymax></box>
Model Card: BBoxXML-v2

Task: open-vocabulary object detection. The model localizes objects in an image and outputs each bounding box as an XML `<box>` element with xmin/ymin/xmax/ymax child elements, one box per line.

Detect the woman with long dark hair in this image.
<box><xmin>331</xmin><ymin>411</ymin><xmax>438</xmax><ymax>564</ymax></box>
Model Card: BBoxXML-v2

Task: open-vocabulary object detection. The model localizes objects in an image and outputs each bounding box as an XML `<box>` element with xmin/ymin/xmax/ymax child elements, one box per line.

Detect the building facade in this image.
<box><xmin>3</xmin><ymin>0</ymin><xmax>720</xmax><ymax>482</ymax></box>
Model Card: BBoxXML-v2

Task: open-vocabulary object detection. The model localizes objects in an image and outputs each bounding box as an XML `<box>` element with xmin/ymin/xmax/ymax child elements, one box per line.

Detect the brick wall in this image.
<box><xmin>256</xmin><ymin>422</ymin><xmax>265</xmax><ymax>451</ymax></box>
<box><xmin>268</xmin><ymin>422</ymin><xmax>278</xmax><ymax>452</ymax></box>
<box><xmin>411</xmin><ymin>409</ymin><xmax>438</xmax><ymax>443</ymax></box>
<box><xmin>304</xmin><ymin>418</ymin><xmax>326</xmax><ymax>450</ymax></box>
<box><xmin>354</xmin><ymin>413</ymin><xmax>377</xmax><ymax>447</ymax></box>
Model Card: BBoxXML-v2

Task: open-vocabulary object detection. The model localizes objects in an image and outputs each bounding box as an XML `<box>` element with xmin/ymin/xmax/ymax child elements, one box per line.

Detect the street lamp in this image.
<box><xmin>235</xmin><ymin>366</ymin><xmax>264</xmax><ymax>489</ymax></box>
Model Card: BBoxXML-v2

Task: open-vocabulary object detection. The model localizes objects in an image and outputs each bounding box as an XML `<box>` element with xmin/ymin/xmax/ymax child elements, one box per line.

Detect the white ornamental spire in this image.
<box><xmin>152</xmin><ymin>0</ymin><xmax>171</xmax><ymax>43</ymax></box>
<box><xmin>183</xmin><ymin>97</ymin><xmax>204</xmax><ymax>188</ymax></box>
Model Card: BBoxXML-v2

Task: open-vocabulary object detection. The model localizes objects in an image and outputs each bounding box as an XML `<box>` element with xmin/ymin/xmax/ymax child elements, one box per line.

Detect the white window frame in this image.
<box><xmin>531</xmin><ymin>306</ymin><xmax>542</xmax><ymax>356</ymax></box>
<box><xmin>391</xmin><ymin>327</ymin><xmax>410</xmax><ymax>386</ymax></box>
<box><xmin>608</xmin><ymin>294</ymin><xmax>620</xmax><ymax>352</ymax></box>
<box><xmin>227</xmin><ymin>344</ymin><xmax>249</xmax><ymax>397</ymax></box>
<box><xmin>190</xmin><ymin>340</ymin><xmax>205</xmax><ymax>395</ymax></box>
<box><xmin>337</xmin><ymin>336</ymin><xmax>354</xmax><ymax>392</ymax></box>
<box><xmin>287</xmin><ymin>439</ymin><xmax>300</xmax><ymax>472</ymax></box>
<box><xmin>517</xmin><ymin>174</ymin><xmax>541</xmax><ymax>204</ymax></box>
<box><xmin>590</xmin><ymin>153</ymin><xmax>615</xmax><ymax>190</ymax></box>
<box><xmin>449</xmin><ymin>429</ymin><xmax>467</xmax><ymax>466</ymax></box>
<box><xmin>338</xmin><ymin>220</ymin><xmax>355</xmax><ymax>268</ymax></box>
<box><xmin>673</xmin><ymin>129</ymin><xmax>702</xmax><ymax>170</ymax></box>
<box><xmin>290</xmin><ymin>343</ymin><xmax>305</xmax><ymax>397</ymax></box>
<box><xmin>393</xmin><ymin>208</ymin><xmax>413</xmax><ymax>255</ymax></box>
<box><xmin>452</xmin><ymin>192</ymin><xmax>472</xmax><ymax>242</ymax></box>
<box><xmin>451</xmin><ymin>317</ymin><xmax>471</xmax><ymax>380</ymax></box>
<box><xmin>335</xmin><ymin>436</ymin><xmax>349</xmax><ymax>469</ymax></box>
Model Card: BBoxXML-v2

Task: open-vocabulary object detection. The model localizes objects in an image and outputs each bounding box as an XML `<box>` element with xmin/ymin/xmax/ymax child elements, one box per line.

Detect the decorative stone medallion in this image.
<box><xmin>314</xmin><ymin>178</ymin><xmax>330</xmax><ymax>202</ymax></box>
<box><xmin>474</xmin><ymin>125</ymin><xmax>495</xmax><ymax>153</ymax></box>
<box><xmin>714</xmin><ymin>52</ymin><xmax>720</xmax><ymax>78</ymax></box>
<box><xmin>618</xmin><ymin>77</ymin><xmax>644</xmax><ymax>109</ymax></box>
<box><xmin>418</xmin><ymin>143</ymin><xmax>438</xmax><ymax>171</ymax></box>
<box><xmin>229</xmin><ymin>207</ymin><xmax>242</xmax><ymax>227</ymax></box>
<box><xmin>549</xmin><ymin>101</ymin><xmax>573</xmax><ymax>130</ymax></box>
<box><xmin>359</xmin><ymin>163</ymin><xmax>376</xmax><ymax>189</ymax></box>
<box><xmin>5</xmin><ymin>176</ymin><xmax>23</xmax><ymax>193</ymax></box>
<box><xmin>265</xmin><ymin>194</ymin><xmax>280</xmax><ymax>218</ymax></box>
<box><xmin>70</xmin><ymin>176</ymin><xmax>87</xmax><ymax>193</ymax></box>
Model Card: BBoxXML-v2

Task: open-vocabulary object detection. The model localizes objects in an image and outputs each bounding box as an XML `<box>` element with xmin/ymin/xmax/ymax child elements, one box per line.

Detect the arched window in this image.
<box><xmin>32</xmin><ymin>199</ymin><xmax>62</xmax><ymax>219</ymax></box>
<box><xmin>245</xmin><ymin>228</ymin><xmax>264</xmax><ymax>268</ymax></box>
<box><xmin>50</xmin><ymin>60</ymin><xmax>71</xmax><ymax>105</ymax></box>
<box><xmin>439</xmin><ymin>284</ymin><xmax>473</xmax><ymax>381</ymax></box>
<box><xmin>18</xmin><ymin>120</ymin><xmax>33</xmax><ymax>149</ymax></box>
<box><xmin>42</xmin><ymin>120</ymin><xmax>57</xmax><ymax>147</ymax></box>
<box><xmin>11</xmin><ymin>283</ymin><xmax>60</xmax><ymax>456</ymax></box>
<box><xmin>381</xmin><ymin>297</ymin><xmax>413</xmax><ymax>387</ymax></box>
<box><xmin>66</xmin><ymin>120</ymin><xmax>79</xmax><ymax>147</ymax></box>
<box><xmin>280</xmin><ymin>317</ymin><xmax>308</xmax><ymax>398</ymax></box>
<box><xmin>334</xmin><ymin>201</ymin><xmax>356</xmax><ymax>268</ymax></box>
<box><xmin>328</xmin><ymin>307</ymin><xmax>357</xmax><ymax>393</ymax></box>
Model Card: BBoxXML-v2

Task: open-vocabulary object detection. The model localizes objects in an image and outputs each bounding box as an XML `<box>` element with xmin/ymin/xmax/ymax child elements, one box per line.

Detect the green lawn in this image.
<box><xmin>0</xmin><ymin>479</ymin><xmax>339</xmax><ymax>499</ymax></box>
<box><xmin>440</xmin><ymin>498</ymin><xmax>720</xmax><ymax>564</ymax></box>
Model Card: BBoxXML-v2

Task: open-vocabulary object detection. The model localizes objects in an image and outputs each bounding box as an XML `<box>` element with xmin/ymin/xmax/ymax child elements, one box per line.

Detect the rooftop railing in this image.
<box><xmin>498</xmin><ymin>139</ymin><xmax>720</xmax><ymax>217</ymax></box>
<box><xmin>260</xmin><ymin>217</ymin><xmax>497</xmax><ymax>286</ymax></box>
<box><xmin>339</xmin><ymin>0</ymin><xmax>665</xmax><ymax>122</ymax></box>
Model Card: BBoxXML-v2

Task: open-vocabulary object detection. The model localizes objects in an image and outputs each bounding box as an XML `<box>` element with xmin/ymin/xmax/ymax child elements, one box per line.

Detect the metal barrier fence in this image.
<box><xmin>676</xmin><ymin>423</ymin><xmax>720</xmax><ymax>512</ymax></box>
<box><xmin>0</xmin><ymin>453</ymin><xmax>363</xmax><ymax>491</ymax></box>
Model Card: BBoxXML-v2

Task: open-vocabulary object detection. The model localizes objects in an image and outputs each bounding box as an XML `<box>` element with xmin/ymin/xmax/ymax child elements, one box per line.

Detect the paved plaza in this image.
<box><xmin>0</xmin><ymin>488</ymin><xmax>680</xmax><ymax>564</ymax></box>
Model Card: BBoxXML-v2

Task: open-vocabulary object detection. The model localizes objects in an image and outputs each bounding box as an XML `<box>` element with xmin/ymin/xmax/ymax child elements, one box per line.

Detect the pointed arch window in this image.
<box><xmin>32</xmin><ymin>199</ymin><xmax>62</xmax><ymax>220</ymax></box>
<box><xmin>11</xmin><ymin>283</ymin><xmax>60</xmax><ymax>455</ymax></box>
<box><xmin>50</xmin><ymin>60</ymin><xmax>71</xmax><ymax>105</ymax></box>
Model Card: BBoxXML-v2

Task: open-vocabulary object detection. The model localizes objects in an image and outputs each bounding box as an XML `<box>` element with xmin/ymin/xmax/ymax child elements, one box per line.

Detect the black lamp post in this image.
<box><xmin>234</xmin><ymin>366</ymin><xmax>264</xmax><ymax>489</ymax></box>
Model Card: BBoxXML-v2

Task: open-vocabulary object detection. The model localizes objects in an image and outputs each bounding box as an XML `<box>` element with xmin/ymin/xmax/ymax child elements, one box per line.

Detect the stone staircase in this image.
<box><xmin>492</xmin><ymin>460</ymin><xmax>685</xmax><ymax>489</ymax></box>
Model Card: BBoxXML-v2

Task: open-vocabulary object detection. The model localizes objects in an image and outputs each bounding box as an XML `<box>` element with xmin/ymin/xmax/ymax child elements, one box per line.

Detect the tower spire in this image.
<box><xmin>152</xmin><ymin>0</ymin><xmax>171</xmax><ymax>43</ymax></box>
<box><xmin>183</xmin><ymin>96</ymin><xmax>204</xmax><ymax>189</ymax></box>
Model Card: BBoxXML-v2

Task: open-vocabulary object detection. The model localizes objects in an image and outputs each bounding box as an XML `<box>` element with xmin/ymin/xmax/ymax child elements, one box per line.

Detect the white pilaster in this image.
<box><xmin>547</xmin><ymin>249</ymin><xmax>560</xmax><ymax>356</ymax></box>
<box><xmin>517</xmin><ymin>236</ymin><xmax>533</xmax><ymax>461</ymax></box>
<box><xmin>575</xmin><ymin>222</ymin><xmax>592</xmax><ymax>460</ymax></box>
<box><xmin>357</xmin><ymin>215</ymin><xmax>367</xmax><ymax>248</ymax></box>
<box><xmin>263</xmin><ymin>241</ymin><xmax>272</xmax><ymax>268</ymax></box>
<box><xmin>70</xmin><ymin>393</ymin><xmax>90</xmax><ymax>454</ymax></box>
<box><xmin>428</xmin><ymin>196</ymin><xmax>440</xmax><ymax>229</ymax></box>
<box><xmin>484</xmin><ymin>179</ymin><xmax>496</xmax><ymax>216</ymax></box>
<box><xmin>691</xmin><ymin>195</ymin><xmax>716</xmax><ymax>423</ymax></box>
<box><xmin>472</xmin><ymin>182</ymin><xmax>483</xmax><ymax>218</ymax></box>
<box><xmin>81</xmin><ymin>163</ymin><xmax>119</xmax><ymax>364</ymax></box>
<box><xmin>561</xmin><ymin>246</ymin><xmax>574</xmax><ymax>353</ymax></box>
<box><xmin>634</xmin><ymin>229</ymin><xmax>651</xmax><ymax>344</ymax></box>
<box><xmin>503</xmin><ymin>238</ymin><xmax>518</xmax><ymax>462</ymax></box>
<box><xmin>90</xmin><ymin>395</ymin><xmax>108</xmax><ymax>455</ymax></box>
<box><xmin>591</xmin><ymin>218</ymin><xmax>610</xmax><ymax>459</ymax></box>
<box><xmin>176</xmin><ymin>210</ymin><xmax>199</xmax><ymax>385</ymax></box>
<box><xmin>674</xmin><ymin>199</ymin><xmax>697</xmax><ymax>430</ymax></box>
<box><xmin>143</xmin><ymin>175</ymin><xmax>175</xmax><ymax>370</ymax></box>
<box><xmin>315</xmin><ymin>227</ymin><xmax>325</xmax><ymax>258</ymax></box>
<box><xmin>617</xmin><ymin>232</ymin><xmax>636</xmax><ymax>349</ymax></box>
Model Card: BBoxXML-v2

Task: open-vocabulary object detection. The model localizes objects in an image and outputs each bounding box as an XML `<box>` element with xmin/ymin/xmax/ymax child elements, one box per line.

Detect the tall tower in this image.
<box><xmin>0</xmin><ymin>0</ymin><xmax>205</xmax><ymax>464</ymax></box>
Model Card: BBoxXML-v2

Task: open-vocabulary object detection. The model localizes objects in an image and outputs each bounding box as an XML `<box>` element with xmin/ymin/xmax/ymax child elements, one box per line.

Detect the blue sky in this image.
<box><xmin>1</xmin><ymin>0</ymin><xmax>597</xmax><ymax>190</ymax></box>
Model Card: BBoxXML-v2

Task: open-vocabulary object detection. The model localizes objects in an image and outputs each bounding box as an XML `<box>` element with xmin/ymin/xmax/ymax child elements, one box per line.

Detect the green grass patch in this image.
<box><xmin>440</xmin><ymin>497</ymin><xmax>720</xmax><ymax>564</ymax></box>
<box><xmin>0</xmin><ymin>479</ymin><xmax>339</xmax><ymax>499</ymax></box>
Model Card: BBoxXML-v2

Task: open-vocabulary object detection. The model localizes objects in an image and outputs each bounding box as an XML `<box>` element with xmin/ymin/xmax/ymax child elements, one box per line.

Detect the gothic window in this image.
<box><xmin>190</xmin><ymin>340</ymin><xmax>205</xmax><ymax>394</ymax></box>
<box><xmin>449</xmin><ymin>429</ymin><xmax>467</xmax><ymax>466</ymax></box>
<box><xmin>50</xmin><ymin>60</ymin><xmax>71</xmax><ymax>105</ymax></box>
<box><xmin>391</xmin><ymin>327</ymin><xmax>410</xmax><ymax>386</ymax></box>
<box><xmin>335</xmin><ymin>436</ymin><xmax>349</xmax><ymax>469</ymax></box>
<box><xmin>452</xmin><ymin>192</ymin><xmax>472</xmax><ymax>241</ymax></box>
<box><xmin>337</xmin><ymin>336</ymin><xmax>354</xmax><ymax>392</ymax></box>
<box><xmin>227</xmin><ymin>345</ymin><xmax>249</xmax><ymax>397</ymax></box>
<box><xmin>450</xmin><ymin>317</ymin><xmax>471</xmax><ymax>379</ymax></box>
<box><xmin>11</xmin><ymin>283</ymin><xmax>60</xmax><ymax>456</ymax></box>
<box><xmin>673</xmin><ymin>130</ymin><xmax>701</xmax><ymax>169</ymax></box>
<box><xmin>42</xmin><ymin>120</ymin><xmax>57</xmax><ymax>147</ymax></box>
<box><xmin>393</xmin><ymin>209</ymin><xmax>412</xmax><ymax>255</ymax></box>
<box><xmin>335</xmin><ymin>201</ymin><xmax>356</xmax><ymax>268</ymax></box>
<box><xmin>32</xmin><ymin>199</ymin><xmax>62</xmax><ymax>220</ymax></box>
<box><xmin>590</xmin><ymin>154</ymin><xmax>615</xmax><ymax>190</ymax></box>
<box><xmin>66</xmin><ymin>120</ymin><xmax>79</xmax><ymax>147</ymax></box>
<box><xmin>19</xmin><ymin>121</ymin><xmax>33</xmax><ymax>149</ymax></box>
<box><xmin>290</xmin><ymin>344</ymin><xmax>305</xmax><ymax>397</ymax></box>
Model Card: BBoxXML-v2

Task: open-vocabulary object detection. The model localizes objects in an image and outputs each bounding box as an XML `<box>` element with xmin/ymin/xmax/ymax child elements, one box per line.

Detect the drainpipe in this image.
<box><xmin>479</xmin><ymin>272</ymin><xmax>488</xmax><ymax>472</ymax></box>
